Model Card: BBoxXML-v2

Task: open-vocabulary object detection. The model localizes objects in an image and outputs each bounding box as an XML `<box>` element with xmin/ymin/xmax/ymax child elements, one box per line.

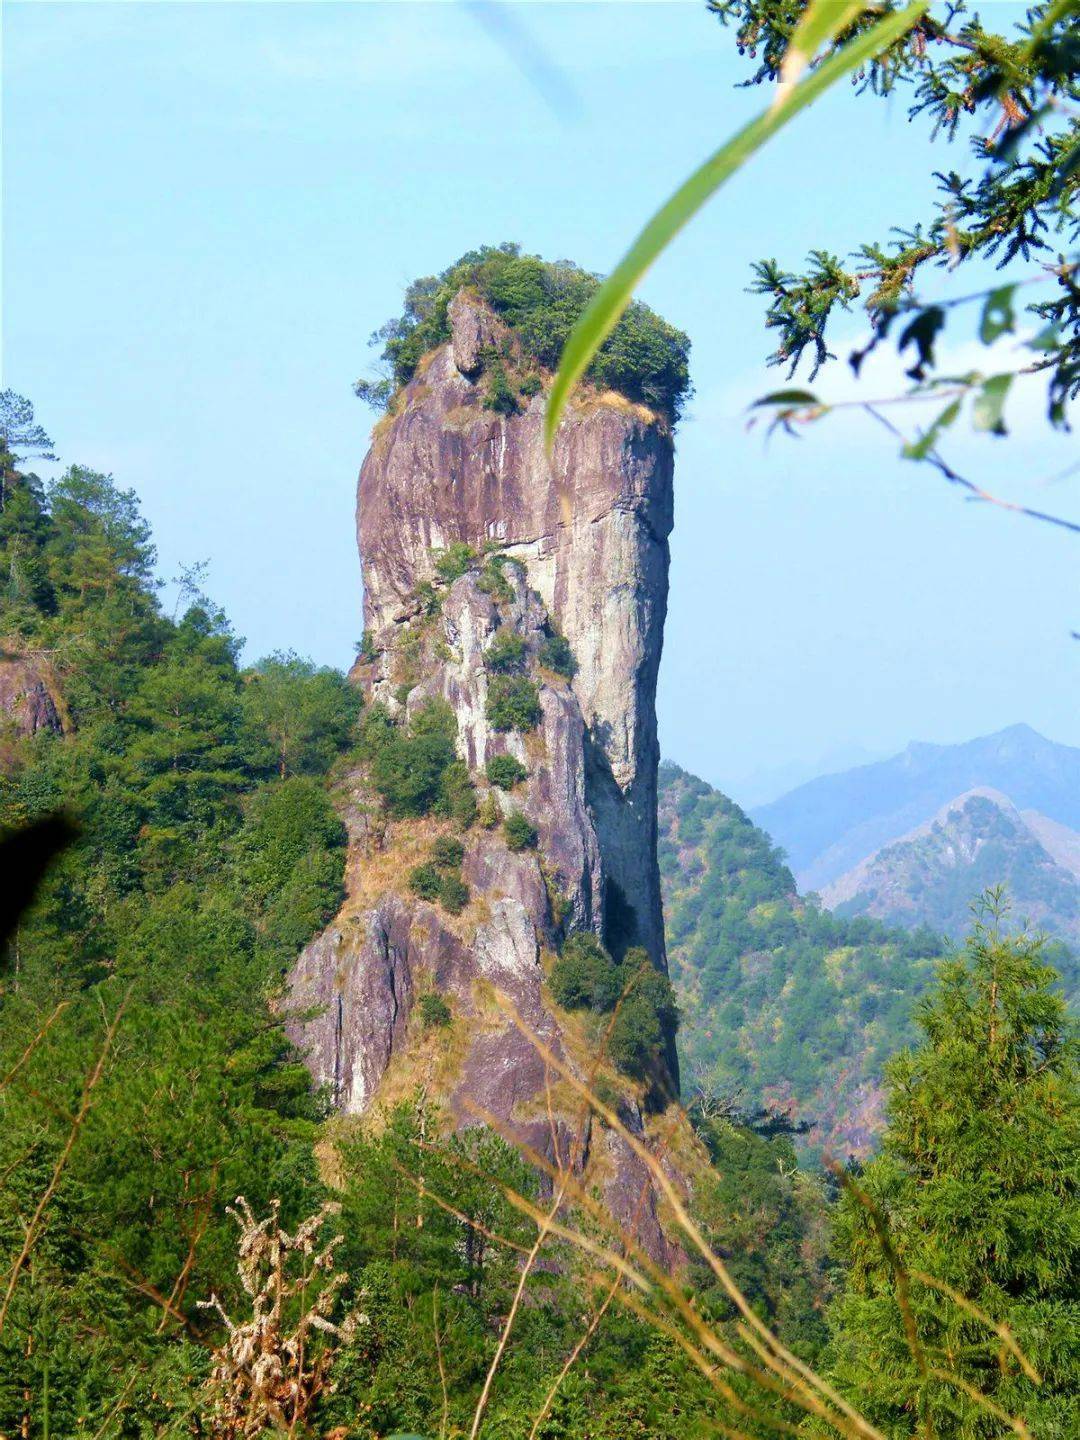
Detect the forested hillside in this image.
<box><xmin>659</xmin><ymin>762</ymin><xmax>945</xmax><ymax>1155</ymax></box>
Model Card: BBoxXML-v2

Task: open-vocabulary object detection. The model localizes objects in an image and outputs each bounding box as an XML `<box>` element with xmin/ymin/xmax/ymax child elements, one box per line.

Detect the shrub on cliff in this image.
<box><xmin>355</xmin><ymin>244</ymin><xmax>691</xmax><ymax>423</ymax></box>
<box><xmin>486</xmin><ymin>753</ymin><xmax>526</xmax><ymax>790</ymax></box>
<box><xmin>434</xmin><ymin>543</ymin><xmax>476</xmax><ymax>584</ymax></box>
<box><xmin>487</xmin><ymin>675</ymin><xmax>541</xmax><ymax>733</ymax></box>
<box><xmin>485</xmin><ymin>629</ymin><xmax>526</xmax><ymax>674</ymax></box>
<box><xmin>538</xmin><ymin>632</ymin><xmax>576</xmax><ymax>679</ymax></box>
<box><xmin>362</xmin><ymin>700</ymin><xmax>460</xmax><ymax>819</ymax></box>
<box><xmin>503</xmin><ymin>810</ymin><xmax>538</xmax><ymax>852</ymax></box>
<box><xmin>549</xmin><ymin>932</ymin><xmax>621</xmax><ymax>1012</ymax></box>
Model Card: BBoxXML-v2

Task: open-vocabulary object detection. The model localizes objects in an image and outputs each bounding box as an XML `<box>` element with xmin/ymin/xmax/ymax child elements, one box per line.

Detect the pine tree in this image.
<box><xmin>819</xmin><ymin>899</ymin><xmax>1079</xmax><ymax>1439</ymax></box>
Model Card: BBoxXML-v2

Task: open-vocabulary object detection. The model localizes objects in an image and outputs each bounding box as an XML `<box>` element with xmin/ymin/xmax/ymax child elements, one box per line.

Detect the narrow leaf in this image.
<box><xmin>544</xmin><ymin>1</ymin><xmax>929</xmax><ymax>450</ymax></box>
<box><xmin>902</xmin><ymin>398</ymin><xmax>961</xmax><ymax>460</ymax></box>
<box><xmin>752</xmin><ymin>388</ymin><xmax>821</xmax><ymax>407</ymax></box>
<box><xmin>780</xmin><ymin>0</ymin><xmax>866</xmax><ymax>90</ymax></box>
<box><xmin>978</xmin><ymin>285</ymin><xmax>1016</xmax><ymax>344</ymax></box>
<box><xmin>972</xmin><ymin>374</ymin><xmax>1014</xmax><ymax>434</ymax></box>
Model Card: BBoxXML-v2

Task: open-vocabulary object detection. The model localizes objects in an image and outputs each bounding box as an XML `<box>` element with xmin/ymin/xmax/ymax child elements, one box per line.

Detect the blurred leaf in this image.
<box><xmin>543</xmin><ymin>1</ymin><xmax>929</xmax><ymax>450</ymax></box>
<box><xmin>979</xmin><ymin>285</ymin><xmax>1017</xmax><ymax>344</ymax></box>
<box><xmin>780</xmin><ymin>0</ymin><xmax>866</xmax><ymax>88</ymax></box>
<box><xmin>972</xmin><ymin>374</ymin><xmax>1014</xmax><ymax>434</ymax></box>
<box><xmin>902</xmin><ymin>398</ymin><xmax>962</xmax><ymax>460</ymax></box>
<box><xmin>1029</xmin><ymin>322</ymin><xmax>1063</xmax><ymax>352</ymax></box>
<box><xmin>752</xmin><ymin>388</ymin><xmax>821</xmax><ymax>407</ymax></box>
<box><xmin>898</xmin><ymin>306</ymin><xmax>945</xmax><ymax>380</ymax></box>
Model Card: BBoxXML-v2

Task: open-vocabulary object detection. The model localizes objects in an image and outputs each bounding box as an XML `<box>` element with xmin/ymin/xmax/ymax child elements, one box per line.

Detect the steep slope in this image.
<box><xmin>659</xmin><ymin>762</ymin><xmax>944</xmax><ymax>1158</ymax></box>
<box><xmin>752</xmin><ymin>724</ymin><xmax>1080</xmax><ymax>892</ymax></box>
<box><xmin>824</xmin><ymin>789</ymin><xmax>1080</xmax><ymax>958</ymax></box>
<box><xmin>289</xmin><ymin>282</ymin><xmax>693</xmax><ymax>1260</ymax></box>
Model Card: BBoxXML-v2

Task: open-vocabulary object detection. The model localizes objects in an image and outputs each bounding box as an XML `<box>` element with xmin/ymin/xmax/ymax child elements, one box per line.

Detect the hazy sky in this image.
<box><xmin>5</xmin><ymin>1</ymin><xmax>1077</xmax><ymax>804</ymax></box>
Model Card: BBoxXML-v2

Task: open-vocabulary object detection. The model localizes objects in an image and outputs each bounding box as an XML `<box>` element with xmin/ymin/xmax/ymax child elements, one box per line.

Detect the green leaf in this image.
<box><xmin>898</xmin><ymin>306</ymin><xmax>945</xmax><ymax>379</ymax></box>
<box><xmin>780</xmin><ymin>0</ymin><xmax>867</xmax><ymax>87</ymax></box>
<box><xmin>979</xmin><ymin>285</ymin><xmax>1017</xmax><ymax>344</ymax></box>
<box><xmin>1028</xmin><ymin>322</ymin><xmax>1062</xmax><ymax>353</ymax></box>
<box><xmin>543</xmin><ymin>0</ymin><xmax>930</xmax><ymax>450</ymax></box>
<box><xmin>972</xmin><ymin>374</ymin><xmax>1014</xmax><ymax>435</ymax></box>
<box><xmin>752</xmin><ymin>388</ymin><xmax>821</xmax><ymax>407</ymax></box>
<box><xmin>902</xmin><ymin>398</ymin><xmax>961</xmax><ymax>460</ymax></box>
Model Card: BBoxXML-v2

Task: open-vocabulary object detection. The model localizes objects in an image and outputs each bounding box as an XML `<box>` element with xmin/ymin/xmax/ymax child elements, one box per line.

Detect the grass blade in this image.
<box><xmin>544</xmin><ymin>0</ymin><xmax>928</xmax><ymax>450</ymax></box>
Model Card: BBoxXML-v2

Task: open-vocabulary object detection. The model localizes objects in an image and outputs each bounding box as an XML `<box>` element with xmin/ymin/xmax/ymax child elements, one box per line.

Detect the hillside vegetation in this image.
<box><xmin>659</xmin><ymin>762</ymin><xmax>945</xmax><ymax>1155</ymax></box>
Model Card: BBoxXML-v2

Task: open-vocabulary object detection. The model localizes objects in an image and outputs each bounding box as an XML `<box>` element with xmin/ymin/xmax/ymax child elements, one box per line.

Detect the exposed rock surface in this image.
<box><xmin>0</xmin><ymin>655</ymin><xmax>63</xmax><ymax>751</ymax></box>
<box><xmin>288</xmin><ymin>291</ymin><xmax>684</xmax><ymax>1260</ymax></box>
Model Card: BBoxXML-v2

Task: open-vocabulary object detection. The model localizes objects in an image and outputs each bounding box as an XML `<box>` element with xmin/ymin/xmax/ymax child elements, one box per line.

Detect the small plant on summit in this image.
<box><xmin>485</xmin><ymin>628</ymin><xmax>526</xmax><ymax>673</ymax></box>
<box><xmin>434</xmin><ymin>542</ymin><xmax>477</xmax><ymax>584</ymax></box>
<box><xmin>538</xmin><ymin>632</ymin><xmax>576</xmax><ymax>679</ymax></box>
<box><xmin>503</xmin><ymin>811</ymin><xmax>538</xmax><ymax>852</ymax></box>
<box><xmin>487</xmin><ymin>675</ymin><xmax>542</xmax><ymax>733</ymax></box>
<box><xmin>417</xmin><ymin>992</ymin><xmax>452</xmax><ymax>1029</ymax></box>
<box><xmin>486</xmin><ymin>753</ymin><xmax>527</xmax><ymax>790</ymax></box>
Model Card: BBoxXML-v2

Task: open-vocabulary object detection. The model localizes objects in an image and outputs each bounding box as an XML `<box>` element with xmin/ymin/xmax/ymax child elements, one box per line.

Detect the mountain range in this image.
<box><xmin>750</xmin><ymin>725</ymin><xmax>1080</xmax><ymax>949</ymax></box>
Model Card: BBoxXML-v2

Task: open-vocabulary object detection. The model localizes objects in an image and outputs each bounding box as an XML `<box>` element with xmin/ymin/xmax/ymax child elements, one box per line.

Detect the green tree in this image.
<box><xmin>242</xmin><ymin>651</ymin><xmax>361</xmax><ymax>778</ymax></box>
<box><xmin>819</xmin><ymin>907</ymin><xmax>1079</xmax><ymax>1438</ymax></box>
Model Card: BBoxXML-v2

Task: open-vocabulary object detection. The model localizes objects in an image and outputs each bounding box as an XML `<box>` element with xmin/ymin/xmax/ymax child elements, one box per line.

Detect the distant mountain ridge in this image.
<box><xmin>751</xmin><ymin>725</ymin><xmax>1080</xmax><ymax>893</ymax></box>
<box><xmin>822</xmin><ymin>788</ymin><xmax>1080</xmax><ymax>959</ymax></box>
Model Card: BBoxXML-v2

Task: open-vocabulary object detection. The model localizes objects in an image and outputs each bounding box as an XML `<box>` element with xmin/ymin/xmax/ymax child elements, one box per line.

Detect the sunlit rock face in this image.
<box><xmin>287</xmin><ymin>291</ymin><xmax>681</xmax><ymax>1262</ymax></box>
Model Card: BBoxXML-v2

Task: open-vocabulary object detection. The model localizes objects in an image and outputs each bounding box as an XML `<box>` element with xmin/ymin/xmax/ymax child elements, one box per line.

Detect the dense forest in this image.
<box><xmin>658</xmin><ymin>763</ymin><xmax>949</xmax><ymax>1154</ymax></box>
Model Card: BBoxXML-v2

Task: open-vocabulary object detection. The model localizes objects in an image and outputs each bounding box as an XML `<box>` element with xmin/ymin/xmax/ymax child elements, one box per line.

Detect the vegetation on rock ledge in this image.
<box><xmin>354</xmin><ymin>243</ymin><xmax>692</xmax><ymax>423</ymax></box>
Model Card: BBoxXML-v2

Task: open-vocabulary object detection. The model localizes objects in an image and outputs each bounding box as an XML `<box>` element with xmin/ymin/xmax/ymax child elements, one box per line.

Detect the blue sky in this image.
<box><xmin>5</xmin><ymin>1</ymin><xmax>1077</xmax><ymax>804</ymax></box>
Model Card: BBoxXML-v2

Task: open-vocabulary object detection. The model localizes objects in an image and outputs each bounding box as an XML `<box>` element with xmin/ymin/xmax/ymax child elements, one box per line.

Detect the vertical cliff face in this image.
<box><xmin>288</xmin><ymin>291</ymin><xmax>682</xmax><ymax>1259</ymax></box>
<box><xmin>357</xmin><ymin>291</ymin><xmax>673</xmax><ymax>964</ymax></box>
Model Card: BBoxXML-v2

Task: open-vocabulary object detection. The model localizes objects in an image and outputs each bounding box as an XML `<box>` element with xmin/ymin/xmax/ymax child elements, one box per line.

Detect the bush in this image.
<box><xmin>477</xmin><ymin>555</ymin><xmax>516</xmax><ymax>606</ymax></box>
<box><xmin>608</xmin><ymin>992</ymin><xmax>663</xmax><ymax>1081</ymax></box>
<box><xmin>364</xmin><ymin>701</ymin><xmax>458</xmax><ymax>819</ymax></box>
<box><xmin>549</xmin><ymin>933</ymin><xmax>621</xmax><ymax>1012</ymax></box>
<box><xmin>436</xmin><ymin>759</ymin><xmax>477</xmax><ymax>829</ymax></box>
<box><xmin>438</xmin><ymin>872</ymin><xmax>470</xmax><ymax>915</ymax></box>
<box><xmin>409</xmin><ymin>863</ymin><xmax>442</xmax><ymax>901</ymax></box>
<box><xmin>486</xmin><ymin>754</ymin><xmax>527</xmax><ymax>790</ymax></box>
<box><xmin>431</xmin><ymin>836</ymin><xmax>465</xmax><ymax>869</ymax></box>
<box><xmin>538</xmin><ymin>633</ymin><xmax>576</xmax><ymax>679</ymax></box>
<box><xmin>487</xmin><ymin>675</ymin><xmax>541</xmax><ymax>733</ymax></box>
<box><xmin>504</xmin><ymin>811</ymin><xmax>538</xmax><ymax>852</ymax></box>
<box><xmin>477</xmin><ymin>793</ymin><xmax>500</xmax><ymax>829</ymax></box>
<box><xmin>483</xmin><ymin>357</ymin><xmax>519</xmax><ymax>416</ymax></box>
<box><xmin>485</xmin><ymin>629</ymin><xmax>526</xmax><ymax>673</ymax></box>
<box><xmin>434</xmin><ymin>543</ymin><xmax>476</xmax><ymax>584</ymax></box>
<box><xmin>417</xmin><ymin>992</ymin><xmax>451</xmax><ymax>1029</ymax></box>
<box><xmin>518</xmin><ymin>374</ymin><xmax>543</xmax><ymax>398</ymax></box>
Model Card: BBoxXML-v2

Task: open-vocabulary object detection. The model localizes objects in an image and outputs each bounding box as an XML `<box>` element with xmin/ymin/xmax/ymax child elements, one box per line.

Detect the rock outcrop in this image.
<box><xmin>288</xmin><ymin>291</ymin><xmax>684</xmax><ymax>1259</ymax></box>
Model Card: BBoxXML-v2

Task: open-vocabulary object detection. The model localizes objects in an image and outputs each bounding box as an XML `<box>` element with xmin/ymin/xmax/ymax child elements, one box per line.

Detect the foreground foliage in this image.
<box><xmin>819</xmin><ymin>908</ymin><xmax>1079</xmax><ymax>1438</ymax></box>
